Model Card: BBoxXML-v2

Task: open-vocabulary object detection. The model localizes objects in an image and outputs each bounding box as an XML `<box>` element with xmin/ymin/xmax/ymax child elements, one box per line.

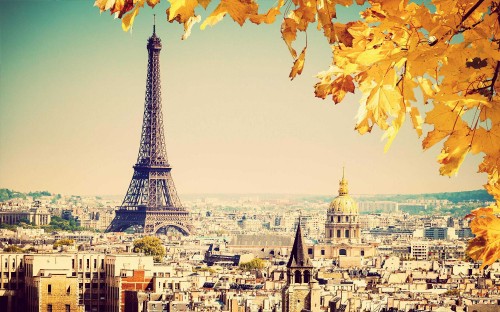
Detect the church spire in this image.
<box><xmin>287</xmin><ymin>216</ymin><xmax>312</xmax><ymax>268</ymax></box>
<box><xmin>338</xmin><ymin>166</ymin><xmax>348</xmax><ymax>196</ymax></box>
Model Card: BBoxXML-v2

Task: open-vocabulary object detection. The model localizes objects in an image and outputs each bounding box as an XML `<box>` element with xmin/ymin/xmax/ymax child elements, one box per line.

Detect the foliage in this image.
<box><xmin>27</xmin><ymin>191</ymin><xmax>51</xmax><ymax>198</ymax></box>
<box><xmin>0</xmin><ymin>188</ymin><xmax>52</xmax><ymax>202</ymax></box>
<box><xmin>239</xmin><ymin>258</ymin><xmax>266</xmax><ymax>271</ymax></box>
<box><xmin>358</xmin><ymin>189</ymin><xmax>494</xmax><ymax>204</ymax></box>
<box><xmin>45</xmin><ymin>216</ymin><xmax>84</xmax><ymax>232</ymax></box>
<box><xmin>193</xmin><ymin>266</ymin><xmax>216</xmax><ymax>273</ymax></box>
<box><xmin>96</xmin><ymin>0</ymin><xmax>500</xmax><ymax>267</ymax></box>
<box><xmin>132</xmin><ymin>236</ymin><xmax>166</xmax><ymax>262</ymax></box>
<box><xmin>3</xmin><ymin>245</ymin><xmax>23</xmax><ymax>253</ymax></box>
<box><xmin>0</xmin><ymin>223</ymin><xmax>17</xmax><ymax>231</ymax></box>
<box><xmin>53</xmin><ymin>239</ymin><xmax>74</xmax><ymax>249</ymax></box>
<box><xmin>0</xmin><ymin>188</ymin><xmax>26</xmax><ymax>202</ymax></box>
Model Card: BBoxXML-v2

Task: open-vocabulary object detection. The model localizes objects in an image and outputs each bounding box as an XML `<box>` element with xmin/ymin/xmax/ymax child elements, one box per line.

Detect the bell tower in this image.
<box><xmin>282</xmin><ymin>217</ymin><xmax>320</xmax><ymax>312</ymax></box>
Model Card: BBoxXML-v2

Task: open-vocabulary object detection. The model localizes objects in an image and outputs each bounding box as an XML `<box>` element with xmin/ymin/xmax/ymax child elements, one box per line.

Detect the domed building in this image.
<box><xmin>309</xmin><ymin>170</ymin><xmax>376</xmax><ymax>267</ymax></box>
<box><xmin>325</xmin><ymin>171</ymin><xmax>361</xmax><ymax>244</ymax></box>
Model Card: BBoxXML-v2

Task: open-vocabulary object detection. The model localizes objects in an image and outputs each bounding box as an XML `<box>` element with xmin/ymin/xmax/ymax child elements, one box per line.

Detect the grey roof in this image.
<box><xmin>287</xmin><ymin>218</ymin><xmax>312</xmax><ymax>268</ymax></box>
<box><xmin>229</xmin><ymin>234</ymin><xmax>293</xmax><ymax>247</ymax></box>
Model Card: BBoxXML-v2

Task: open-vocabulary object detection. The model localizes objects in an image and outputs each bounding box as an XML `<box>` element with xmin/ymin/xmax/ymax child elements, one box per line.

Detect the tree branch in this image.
<box><xmin>489</xmin><ymin>61</ymin><xmax>500</xmax><ymax>100</ymax></box>
<box><xmin>461</xmin><ymin>0</ymin><xmax>485</xmax><ymax>24</ymax></box>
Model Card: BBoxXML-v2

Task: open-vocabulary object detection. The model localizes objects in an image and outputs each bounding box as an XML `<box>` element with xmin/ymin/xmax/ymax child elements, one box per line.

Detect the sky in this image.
<box><xmin>0</xmin><ymin>1</ymin><xmax>487</xmax><ymax>196</ymax></box>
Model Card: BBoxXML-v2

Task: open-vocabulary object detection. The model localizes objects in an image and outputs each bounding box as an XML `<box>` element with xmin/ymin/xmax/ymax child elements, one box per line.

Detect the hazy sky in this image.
<box><xmin>0</xmin><ymin>1</ymin><xmax>487</xmax><ymax>196</ymax></box>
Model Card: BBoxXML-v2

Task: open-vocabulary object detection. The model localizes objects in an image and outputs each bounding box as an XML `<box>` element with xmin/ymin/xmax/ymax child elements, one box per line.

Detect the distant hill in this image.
<box><xmin>356</xmin><ymin>189</ymin><xmax>494</xmax><ymax>203</ymax></box>
<box><xmin>0</xmin><ymin>189</ymin><xmax>51</xmax><ymax>202</ymax></box>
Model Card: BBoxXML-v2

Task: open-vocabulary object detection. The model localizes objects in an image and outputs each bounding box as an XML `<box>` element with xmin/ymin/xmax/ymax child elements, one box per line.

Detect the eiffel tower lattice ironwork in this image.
<box><xmin>106</xmin><ymin>24</ymin><xmax>192</xmax><ymax>235</ymax></box>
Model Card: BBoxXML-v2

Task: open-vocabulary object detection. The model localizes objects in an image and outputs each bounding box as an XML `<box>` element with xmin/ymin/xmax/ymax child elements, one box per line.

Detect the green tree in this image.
<box><xmin>53</xmin><ymin>239</ymin><xmax>74</xmax><ymax>249</ymax></box>
<box><xmin>3</xmin><ymin>245</ymin><xmax>23</xmax><ymax>253</ymax></box>
<box><xmin>132</xmin><ymin>236</ymin><xmax>166</xmax><ymax>262</ymax></box>
<box><xmin>239</xmin><ymin>258</ymin><xmax>266</xmax><ymax>271</ymax></box>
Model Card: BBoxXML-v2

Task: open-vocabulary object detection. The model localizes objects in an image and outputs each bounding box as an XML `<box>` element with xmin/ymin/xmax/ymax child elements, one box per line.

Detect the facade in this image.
<box><xmin>424</xmin><ymin>227</ymin><xmax>457</xmax><ymax>240</ymax></box>
<box><xmin>282</xmin><ymin>219</ymin><xmax>320</xmax><ymax>312</ymax></box>
<box><xmin>0</xmin><ymin>208</ymin><xmax>51</xmax><ymax>226</ymax></box>
<box><xmin>0</xmin><ymin>253</ymin><xmax>25</xmax><ymax>311</ymax></box>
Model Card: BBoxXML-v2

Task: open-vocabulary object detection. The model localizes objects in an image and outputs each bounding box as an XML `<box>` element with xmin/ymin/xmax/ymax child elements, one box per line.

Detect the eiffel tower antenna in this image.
<box><xmin>106</xmin><ymin>25</ymin><xmax>192</xmax><ymax>235</ymax></box>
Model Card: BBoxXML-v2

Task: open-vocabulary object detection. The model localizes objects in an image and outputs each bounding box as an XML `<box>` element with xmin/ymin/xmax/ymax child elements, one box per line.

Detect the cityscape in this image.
<box><xmin>1</xmin><ymin>1</ymin><xmax>500</xmax><ymax>312</ymax></box>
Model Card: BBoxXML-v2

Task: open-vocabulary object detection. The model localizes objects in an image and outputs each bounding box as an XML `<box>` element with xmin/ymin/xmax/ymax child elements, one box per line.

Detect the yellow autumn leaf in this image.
<box><xmin>409</xmin><ymin>106</ymin><xmax>423</xmax><ymax>137</ymax></box>
<box><xmin>467</xmin><ymin>208</ymin><xmax>500</xmax><ymax>269</ymax></box>
<box><xmin>281</xmin><ymin>18</ymin><xmax>299</xmax><ymax>59</ymax></box>
<box><xmin>167</xmin><ymin>0</ymin><xmax>198</xmax><ymax>22</ymax></box>
<box><xmin>122</xmin><ymin>1</ymin><xmax>144</xmax><ymax>31</ymax></box>
<box><xmin>289</xmin><ymin>47</ymin><xmax>306</xmax><ymax>80</ymax></box>
<box><xmin>200</xmin><ymin>0</ymin><xmax>258</xmax><ymax>29</ymax></box>
<box><xmin>182</xmin><ymin>15</ymin><xmax>202</xmax><ymax>40</ymax></box>
<box><xmin>249</xmin><ymin>0</ymin><xmax>283</xmax><ymax>25</ymax></box>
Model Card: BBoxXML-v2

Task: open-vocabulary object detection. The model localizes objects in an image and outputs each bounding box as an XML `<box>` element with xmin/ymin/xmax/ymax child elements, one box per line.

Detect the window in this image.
<box><xmin>86</xmin><ymin>259</ymin><xmax>90</xmax><ymax>269</ymax></box>
<box><xmin>321</xmin><ymin>249</ymin><xmax>325</xmax><ymax>256</ymax></box>
<box><xmin>48</xmin><ymin>284</ymin><xmax>52</xmax><ymax>294</ymax></box>
<box><xmin>47</xmin><ymin>304</ymin><xmax>53</xmax><ymax>312</ymax></box>
<box><xmin>345</xmin><ymin>230</ymin><xmax>350</xmax><ymax>238</ymax></box>
<box><xmin>294</xmin><ymin>270</ymin><xmax>302</xmax><ymax>284</ymax></box>
<box><xmin>304</xmin><ymin>270</ymin><xmax>311</xmax><ymax>283</ymax></box>
<box><xmin>65</xmin><ymin>304</ymin><xmax>70</xmax><ymax>312</ymax></box>
<box><xmin>339</xmin><ymin>249</ymin><xmax>347</xmax><ymax>256</ymax></box>
<box><xmin>94</xmin><ymin>259</ymin><xmax>97</xmax><ymax>269</ymax></box>
<box><xmin>346</xmin><ymin>216</ymin><xmax>349</xmax><ymax>222</ymax></box>
<box><xmin>307</xmin><ymin>248</ymin><xmax>313</xmax><ymax>255</ymax></box>
<box><xmin>67</xmin><ymin>286</ymin><xmax>71</xmax><ymax>294</ymax></box>
<box><xmin>329</xmin><ymin>229</ymin><xmax>332</xmax><ymax>238</ymax></box>
<box><xmin>72</xmin><ymin>259</ymin><xmax>75</xmax><ymax>269</ymax></box>
<box><xmin>337</xmin><ymin>230</ymin><xmax>341</xmax><ymax>238</ymax></box>
<box><xmin>337</xmin><ymin>216</ymin><xmax>341</xmax><ymax>222</ymax></box>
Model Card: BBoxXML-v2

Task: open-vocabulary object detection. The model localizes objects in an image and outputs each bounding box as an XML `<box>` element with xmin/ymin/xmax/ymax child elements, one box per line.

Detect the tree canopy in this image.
<box><xmin>132</xmin><ymin>236</ymin><xmax>166</xmax><ymax>262</ymax></box>
<box><xmin>239</xmin><ymin>258</ymin><xmax>266</xmax><ymax>271</ymax></box>
<box><xmin>95</xmin><ymin>0</ymin><xmax>500</xmax><ymax>268</ymax></box>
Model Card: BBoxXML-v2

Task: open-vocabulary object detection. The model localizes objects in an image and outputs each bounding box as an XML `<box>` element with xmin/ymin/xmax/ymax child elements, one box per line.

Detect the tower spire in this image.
<box><xmin>153</xmin><ymin>14</ymin><xmax>156</xmax><ymax>34</ymax></box>
<box><xmin>339</xmin><ymin>167</ymin><xmax>348</xmax><ymax>196</ymax></box>
<box><xmin>287</xmin><ymin>216</ymin><xmax>312</xmax><ymax>268</ymax></box>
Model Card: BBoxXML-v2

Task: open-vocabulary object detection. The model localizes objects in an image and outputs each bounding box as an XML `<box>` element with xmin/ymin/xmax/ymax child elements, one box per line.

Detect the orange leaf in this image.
<box><xmin>289</xmin><ymin>47</ymin><xmax>306</xmax><ymax>80</ymax></box>
<box><xmin>331</xmin><ymin>75</ymin><xmax>355</xmax><ymax>104</ymax></box>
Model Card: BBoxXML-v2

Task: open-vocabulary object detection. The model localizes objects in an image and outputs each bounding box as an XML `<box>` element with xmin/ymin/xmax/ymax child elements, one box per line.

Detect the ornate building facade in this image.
<box><xmin>282</xmin><ymin>218</ymin><xmax>320</xmax><ymax>312</ymax></box>
<box><xmin>310</xmin><ymin>171</ymin><xmax>376</xmax><ymax>267</ymax></box>
<box><xmin>324</xmin><ymin>171</ymin><xmax>361</xmax><ymax>244</ymax></box>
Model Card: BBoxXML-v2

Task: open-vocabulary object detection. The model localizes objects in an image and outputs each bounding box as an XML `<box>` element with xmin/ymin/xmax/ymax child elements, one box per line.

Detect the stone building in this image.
<box><xmin>311</xmin><ymin>172</ymin><xmax>376</xmax><ymax>266</ymax></box>
<box><xmin>324</xmin><ymin>171</ymin><xmax>361</xmax><ymax>244</ymax></box>
<box><xmin>282</xmin><ymin>218</ymin><xmax>320</xmax><ymax>312</ymax></box>
<box><xmin>0</xmin><ymin>253</ymin><xmax>25</xmax><ymax>311</ymax></box>
<box><xmin>24</xmin><ymin>255</ymin><xmax>81</xmax><ymax>312</ymax></box>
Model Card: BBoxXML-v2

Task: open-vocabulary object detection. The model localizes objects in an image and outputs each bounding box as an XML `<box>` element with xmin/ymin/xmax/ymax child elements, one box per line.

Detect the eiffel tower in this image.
<box><xmin>106</xmin><ymin>22</ymin><xmax>191</xmax><ymax>235</ymax></box>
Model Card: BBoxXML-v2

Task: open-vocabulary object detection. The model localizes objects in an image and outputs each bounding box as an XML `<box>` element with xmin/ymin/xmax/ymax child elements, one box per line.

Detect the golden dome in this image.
<box><xmin>328</xmin><ymin>169</ymin><xmax>358</xmax><ymax>214</ymax></box>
